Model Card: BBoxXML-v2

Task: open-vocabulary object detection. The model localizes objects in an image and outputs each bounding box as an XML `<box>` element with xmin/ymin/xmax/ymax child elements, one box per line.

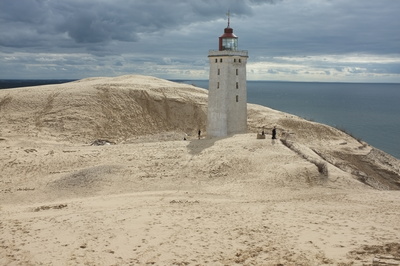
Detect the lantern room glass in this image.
<box><xmin>222</xmin><ymin>38</ymin><xmax>237</xmax><ymax>51</ymax></box>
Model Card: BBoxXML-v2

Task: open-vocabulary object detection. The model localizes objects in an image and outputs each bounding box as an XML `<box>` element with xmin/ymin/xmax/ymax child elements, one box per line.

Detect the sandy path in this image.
<box><xmin>1</xmin><ymin>188</ymin><xmax>399</xmax><ymax>265</ymax></box>
<box><xmin>1</xmin><ymin>132</ymin><xmax>399</xmax><ymax>265</ymax></box>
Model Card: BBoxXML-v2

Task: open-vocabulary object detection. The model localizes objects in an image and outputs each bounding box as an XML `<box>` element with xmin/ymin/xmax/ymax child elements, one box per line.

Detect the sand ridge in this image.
<box><xmin>1</xmin><ymin>75</ymin><xmax>400</xmax><ymax>265</ymax></box>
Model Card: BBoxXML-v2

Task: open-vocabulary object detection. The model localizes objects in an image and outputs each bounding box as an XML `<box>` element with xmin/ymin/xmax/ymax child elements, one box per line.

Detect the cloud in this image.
<box><xmin>0</xmin><ymin>1</ymin><xmax>245</xmax><ymax>48</ymax></box>
<box><xmin>240</xmin><ymin>0</ymin><xmax>400</xmax><ymax>56</ymax></box>
<box><xmin>0</xmin><ymin>0</ymin><xmax>281</xmax><ymax>50</ymax></box>
<box><xmin>0</xmin><ymin>0</ymin><xmax>399</xmax><ymax>82</ymax></box>
<box><xmin>249</xmin><ymin>0</ymin><xmax>283</xmax><ymax>5</ymax></box>
<box><xmin>246</xmin><ymin>53</ymin><xmax>400</xmax><ymax>82</ymax></box>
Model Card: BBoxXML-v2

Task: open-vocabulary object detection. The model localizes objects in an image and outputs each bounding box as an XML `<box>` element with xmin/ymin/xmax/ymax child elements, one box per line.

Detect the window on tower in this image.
<box><xmin>220</xmin><ymin>58</ymin><xmax>223</xmax><ymax>63</ymax></box>
<box><xmin>236</xmin><ymin>82</ymin><xmax>239</xmax><ymax>89</ymax></box>
<box><xmin>218</xmin><ymin>69</ymin><xmax>220</xmax><ymax>75</ymax></box>
<box><xmin>236</xmin><ymin>95</ymin><xmax>239</xmax><ymax>102</ymax></box>
<box><xmin>236</xmin><ymin>69</ymin><xmax>238</xmax><ymax>75</ymax></box>
<box><xmin>217</xmin><ymin>82</ymin><xmax>219</xmax><ymax>89</ymax></box>
<box><xmin>215</xmin><ymin>59</ymin><xmax>218</xmax><ymax>63</ymax></box>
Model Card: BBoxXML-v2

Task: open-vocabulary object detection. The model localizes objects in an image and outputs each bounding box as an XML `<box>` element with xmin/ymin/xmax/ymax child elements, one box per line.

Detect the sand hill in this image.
<box><xmin>1</xmin><ymin>75</ymin><xmax>399</xmax><ymax>265</ymax></box>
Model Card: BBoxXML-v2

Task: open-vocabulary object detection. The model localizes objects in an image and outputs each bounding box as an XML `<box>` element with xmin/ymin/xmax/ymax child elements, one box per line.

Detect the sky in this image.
<box><xmin>1</xmin><ymin>0</ymin><xmax>400</xmax><ymax>82</ymax></box>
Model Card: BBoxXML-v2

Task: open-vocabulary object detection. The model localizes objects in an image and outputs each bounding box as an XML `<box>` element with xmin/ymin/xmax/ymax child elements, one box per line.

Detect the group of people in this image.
<box><xmin>261</xmin><ymin>126</ymin><xmax>277</xmax><ymax>139</ymax></box>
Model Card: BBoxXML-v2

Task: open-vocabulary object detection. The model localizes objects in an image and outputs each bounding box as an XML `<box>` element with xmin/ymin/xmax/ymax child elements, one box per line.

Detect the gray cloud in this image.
<box><xmin>240</xmin><ymin>1</ymin><xmax>400</xmax><ymax>57</ymax></box>
<box><xmin>0</xmin><ymin>0</ymin><xmax>260</xmax><ymax>49</ymax></box>
<box><xmin>0</xmin><ymin>0</ymin><xmax>399</xmax><ymax>82</ymax></box>
<box><xmin>249</xmin><ymin>0</ymin><xmax>283</xmax><ymax>5</ymax></box>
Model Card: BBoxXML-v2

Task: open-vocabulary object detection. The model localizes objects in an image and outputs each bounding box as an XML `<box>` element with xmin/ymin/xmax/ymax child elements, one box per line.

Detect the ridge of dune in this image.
<box><xmin>1</xmin><ymin>74</ymin><xmax>398</xmax><ymax>190</ymax></box>
<box><xmin>1</xmin><ymin>75</ymin><xmax>400</xmax><ymax>265</ymax></box>
<box><xmin>0</xmin><ymin>74</ymin><xmax>208</xmax><ymax>143</ymax></box>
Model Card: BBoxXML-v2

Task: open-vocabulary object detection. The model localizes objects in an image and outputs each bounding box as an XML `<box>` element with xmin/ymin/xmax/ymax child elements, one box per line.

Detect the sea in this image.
<box><xmin>1</xmin><ymin>79</ymin><xmax>399</xmax><ymax>159</ymax></box>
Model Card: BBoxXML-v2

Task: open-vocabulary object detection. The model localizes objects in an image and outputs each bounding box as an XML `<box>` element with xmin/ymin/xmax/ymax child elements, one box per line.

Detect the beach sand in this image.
<box><xmin>1</xmin><ymin>75</ymin><xmax>399</xmax><ymax>265</ymax></box>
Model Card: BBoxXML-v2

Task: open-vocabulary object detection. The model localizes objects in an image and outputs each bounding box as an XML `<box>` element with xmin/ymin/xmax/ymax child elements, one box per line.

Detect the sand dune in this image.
<box><xmin>1</xmin><ymin>75</ymin><xmax>399</xmax><ymax>265</ymax></box>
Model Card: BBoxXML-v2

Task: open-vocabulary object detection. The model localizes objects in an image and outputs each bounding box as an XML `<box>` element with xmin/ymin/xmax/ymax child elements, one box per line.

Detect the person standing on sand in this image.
<box><xmin>198</xmin><ymin>130</ymin><xmax>201</xmax><ymax>139</ymax></box>
<box><xmin>272</xmin><ymin>126</ymin><xmax>277</xmax><ymax>139</ymax></box>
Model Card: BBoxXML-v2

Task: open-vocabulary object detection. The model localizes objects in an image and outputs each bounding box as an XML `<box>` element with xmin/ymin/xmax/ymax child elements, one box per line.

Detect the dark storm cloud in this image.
<box><xmin>0</xmin><ymin>0</ymin><xmax>259</xmax><ymax>49</ymax></box>
<box><xmin>3</xmin><ymin>0</ymin><xmax>397</xmax><ymax>55</ymax></box>
<box><xmin>1</xmin><ymin>0</ymin><xmax>400</xmax><ymax>81</ymax></box>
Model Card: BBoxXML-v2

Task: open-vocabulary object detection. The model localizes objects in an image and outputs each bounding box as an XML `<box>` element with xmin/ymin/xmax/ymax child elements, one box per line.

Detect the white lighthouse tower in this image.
<box><xmin>207</xmin><ymin>14</ymin><xmax>248</xmax><ymax>137</ymax></box>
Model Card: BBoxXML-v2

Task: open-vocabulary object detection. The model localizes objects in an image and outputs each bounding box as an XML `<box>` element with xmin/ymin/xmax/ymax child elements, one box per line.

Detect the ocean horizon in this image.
<box><xmin>1</xmin><ymin>79</ymin><xmax>399</xmax><ymax>159</ymax></box>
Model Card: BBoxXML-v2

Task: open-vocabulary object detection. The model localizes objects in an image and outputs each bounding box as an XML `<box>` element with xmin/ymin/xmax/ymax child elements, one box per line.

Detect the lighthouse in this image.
<box><xmin>207</xmin><ymin>14</ymin><xmax>248</xmax><ymax>137</ymax></box>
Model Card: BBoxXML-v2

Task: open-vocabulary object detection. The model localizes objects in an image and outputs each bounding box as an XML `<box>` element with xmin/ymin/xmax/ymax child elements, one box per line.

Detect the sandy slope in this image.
<box><xmin>1</xmin><ymin>75</ymin><xmax>399</xmax><ymax>265</ymax></box>
<box><xmin>0</xmin><ymin>75</ymin><xmax>207</xmax><ymax>142</ymax></box>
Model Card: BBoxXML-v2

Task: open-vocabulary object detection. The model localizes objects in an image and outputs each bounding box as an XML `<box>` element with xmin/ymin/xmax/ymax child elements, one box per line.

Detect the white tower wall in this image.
<box><xmin>207</xmin><ymin>50</ymin><xmax>248</xmax><ymax>137</ymax></box>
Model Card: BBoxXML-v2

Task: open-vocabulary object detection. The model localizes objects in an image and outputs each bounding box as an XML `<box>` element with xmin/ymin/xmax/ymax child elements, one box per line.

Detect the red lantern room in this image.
<box><xmin>219</xmin><ymin>13</ymin><xmax>238</xmax><ymax>51</ymax></box>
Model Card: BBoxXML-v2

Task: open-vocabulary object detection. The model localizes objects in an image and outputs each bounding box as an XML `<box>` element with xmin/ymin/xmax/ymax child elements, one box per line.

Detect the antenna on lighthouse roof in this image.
<box><xmin>226</xmin><ymin>10</ymin><xmax>230</xmax><ymax>27</ymax></box>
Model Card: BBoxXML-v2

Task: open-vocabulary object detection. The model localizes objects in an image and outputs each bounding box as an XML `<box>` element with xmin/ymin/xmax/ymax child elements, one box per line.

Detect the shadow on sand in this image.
<box><xmin>187</xmin><ymin>136</ymin><xmax>225</xmax><ymax>155</ymax></box>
